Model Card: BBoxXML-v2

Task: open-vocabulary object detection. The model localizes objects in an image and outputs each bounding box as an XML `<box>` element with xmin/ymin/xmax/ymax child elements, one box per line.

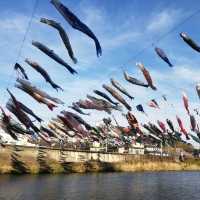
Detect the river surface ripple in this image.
<box><xmin>0</xmin><ymin>172</ymin><xmax>199</xmax><ymax>200</ymax></box>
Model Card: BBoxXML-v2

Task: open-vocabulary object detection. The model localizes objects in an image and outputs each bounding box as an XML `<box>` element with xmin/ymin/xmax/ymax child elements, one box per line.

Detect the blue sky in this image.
<box><xmin>1</xmin><ymin>0</ymin><xmax>200</xmax><ymax>144</ymax></box>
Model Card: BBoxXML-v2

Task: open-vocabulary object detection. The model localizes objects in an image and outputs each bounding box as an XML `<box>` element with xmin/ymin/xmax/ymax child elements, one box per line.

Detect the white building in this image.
<box><xmin>128</xmin><ymin>143</ymin><xmax>144</xmax><ymax>155</ymax></box>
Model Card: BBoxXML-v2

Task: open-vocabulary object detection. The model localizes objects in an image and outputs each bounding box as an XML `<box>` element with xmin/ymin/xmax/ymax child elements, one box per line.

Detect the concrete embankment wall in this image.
<box><xmin>0</xmin><ymin>145</ymin><xmax>200</xmax><ymax>174</ymax></box>
<box><xmin>0</xmin><ymin>144</ymin><xmax>154</xmax><ymax>163</ymax></box>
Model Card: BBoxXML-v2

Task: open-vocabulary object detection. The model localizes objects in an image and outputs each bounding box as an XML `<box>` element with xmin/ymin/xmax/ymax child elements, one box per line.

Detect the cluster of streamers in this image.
<box><xmin>154</xmin><ymin>47</ymin><xmax>173</xmax><ymax>67</ymax></box>
<box><xmin>176</xmin><ymin>116</ymin><xmax>190</xmax><ymax>140</ymax></box>
<box><xmin>180</xmin><ymin>32</ymin><xmax>200</xmax><ymax>53</ymax></box>
<box><xmin>50</xmin><ymin>0</ymin><xmax>102</xmax><ymax>57</ymax></box>
<box><xmin>25</xmin><ymin>58</ymin><xmax>63</xmax><ymax>91</ymax></box>
<box><xmin>136</xmin><ymin>62</ymin><xmax>157</xmax><ymax>90</ymax></box>
<box><xmin>182</xmin><ymin>92</ymin><xmax>190</xmax><ymax>115</ymax></box>
<box><xmin>124</xmin><ymin>71</ymin><xmax>149</xmax><ymax>88</ymax></box>
<box><xmin>148</xmin><ymin>99</ymin><xmax>160</xmax><ymax>109</ymax></box>
<box><xmin>15</xmin><ymin>79</ymin><xmax>62</xmax><ymax>110</ymax></box>
<box><xmin>2</xmin><ymin>0</ymin><xmax>200</xmax><ymax>150</ymax></box>
<box><xmin>74</xmin><ymin>94</ymin><xmax>122</xmax><ymax>114</ymax></box>
<box><xmin>103</xmin><ymin>84</ymin><xmax>132</xmax><ymax>111</ymax></box>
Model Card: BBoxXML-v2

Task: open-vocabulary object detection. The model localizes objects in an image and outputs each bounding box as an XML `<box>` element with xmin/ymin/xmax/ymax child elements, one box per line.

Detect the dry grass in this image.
<box><xmin>0</xmin><ymin>146</ymin><xmax>200</xmax><ymax>174</ymax></box>
<box><xmin>1</xmin><ymin>158</ymin><xmax>200</xmax><ymax>174</ymax></box>
<box><xmin>112</xmin><ymin>161</ymin><xmax>200</xmax><ymax>172</ymax></box>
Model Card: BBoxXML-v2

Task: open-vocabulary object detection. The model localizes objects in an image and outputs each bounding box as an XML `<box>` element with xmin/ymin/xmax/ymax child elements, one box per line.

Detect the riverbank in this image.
<box><xmin>0</xmin><ymin>145</ymin><xmax>200</xmax><ymax>174</ymax></box>
<box><xmin>1</xmin><ymin>159</ymin><xmax>200</xmax><ymax>174</ymax></box>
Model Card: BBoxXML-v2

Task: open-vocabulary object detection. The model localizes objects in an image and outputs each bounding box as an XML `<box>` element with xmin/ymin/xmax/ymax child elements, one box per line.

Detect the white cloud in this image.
<box><xmin>147</xmin><ymin>9</ymin><xmax>182</xmax><ymax>32</ymax></box>
<box><xmin>81</xmin><ymin>6</ymin><xmax>105</xmax><ymax>30</ymax></box>
<box><xmin>174</xmin><ymin>67</ymin><xmax>200</xmax><ymax>83</ymax></box>
<box><xmin>103</xmin><ymin>31</ymin><xmax>140</xmax><ymax>49</ymax></box>
<box><xmin>0</xmin><ymin>4</ymin><xmax>200</xmax><ymax>147</ymax></box>
<box><xmin>151</xmin><ymin>65</ymin><xmax>200</xmax><ymax>86</ymax></box>
<box><xmin>0</xmin><ymin>13</ymin><xmax>29</xmax><ymax>33</ymax></box>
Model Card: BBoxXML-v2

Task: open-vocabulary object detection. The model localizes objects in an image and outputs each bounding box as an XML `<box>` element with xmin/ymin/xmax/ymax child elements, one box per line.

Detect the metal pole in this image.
<box><xmin>112</xmin><ymin>115</ymin><xmax>119</xmax><ymax>127</ymax></box>
<box><xmin>106</xmin><ymin>138</ymin><xmax>108</xmax><ymax>153</ymax></box>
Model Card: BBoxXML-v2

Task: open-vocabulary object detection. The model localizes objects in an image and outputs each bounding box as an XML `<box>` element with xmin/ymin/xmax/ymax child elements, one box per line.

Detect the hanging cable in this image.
<box><xmin>90</xmin><ymin>6</ymin><xmax>200</xmax><ymax>99</ymax></box>
<box><xmin>1</xmin><ymin>0</ymin><xmax>39</xmax><ymax>105</ymax></box>
<box><xmin>121</xmin><ymin>7</ymin><xmax>200</xmax><ymax>68</ymax></box>
<box><xmin>95</xmin><ymin>7</ymin><xmax>200</xmax><ymax>105</ymax></box>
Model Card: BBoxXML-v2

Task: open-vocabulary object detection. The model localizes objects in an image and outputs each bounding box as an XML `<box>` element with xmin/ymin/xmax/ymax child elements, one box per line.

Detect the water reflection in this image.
<box><xmin>0</xmin><ymin>172</ymin><xmax>199</xmax><ymax>200</ymax></box>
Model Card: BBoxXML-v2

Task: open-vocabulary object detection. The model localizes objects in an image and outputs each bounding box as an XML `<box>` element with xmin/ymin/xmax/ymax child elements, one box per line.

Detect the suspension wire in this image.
<box><xmin>77</xmin><ymin>3</ymin><xmax>200</xmax><ymax>77</ymax></box>
<box><xmin>76</xmin><ymin>6</ymin><xmax>200</xmax><ymax>125</ymax></box>
<box><xmin>121</xmin><ymin>7</ymin><xmax>200</xmax><ymax>68</ymax></box>
<box><xmin>116</xmin><ymin>8</ymin><xmax>200</xmax><ymax>99</ymax></box>
<box><xmin>1</xmin><ymin>0</ymin><xmax>39</xmax><ymax>106</ymax></box>
<box><xmin>2</xmin><ymin>1</ymin><xmax>200</xmax><ymax>123</ymax></box>
<box><xmin>100</xmin><ymin>7</ymin><xmax>200</xmax><ymax>96</ymax></box>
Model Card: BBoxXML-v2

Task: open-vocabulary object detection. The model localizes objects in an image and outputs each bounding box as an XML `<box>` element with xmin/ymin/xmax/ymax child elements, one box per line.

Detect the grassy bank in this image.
<box><xmin>1</xmin><ymin>159</ymin><xmax>200</xmax><ymax>174</ymax></box>
<box><xmin>0</xmin><ymin>146</ymin><xmax>200</xmax><ymax>174</ymax></box>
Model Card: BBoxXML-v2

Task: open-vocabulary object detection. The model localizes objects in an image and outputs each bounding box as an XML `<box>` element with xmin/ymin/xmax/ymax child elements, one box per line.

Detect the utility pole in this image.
<box><xmin>161</xmin><ymin>141</ymin><xmax>163</xmax><ymax>157</ymax></box>
<box><xmin>112</xmin><ymin>115</ymin><xmax>119</xmax><ymax>127</ymax></box>
<box><xmin>106</xmin><ymin>138</ymin><xmax>108</xmax><ymax>153</ymax></box>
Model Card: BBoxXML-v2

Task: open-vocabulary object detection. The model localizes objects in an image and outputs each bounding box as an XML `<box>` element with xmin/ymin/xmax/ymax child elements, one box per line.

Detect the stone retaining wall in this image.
<box><xmin>0</xmin><ymin>144</ymin><xmax>175</xmax><ymax>163</ymax></box>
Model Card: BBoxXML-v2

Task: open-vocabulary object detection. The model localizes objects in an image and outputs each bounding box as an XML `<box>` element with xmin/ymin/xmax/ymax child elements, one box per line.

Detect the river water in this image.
<box><xmin>0</xmin><ymin>172</ymin><xmax>199</xmax><ymax>200</ymax></box>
